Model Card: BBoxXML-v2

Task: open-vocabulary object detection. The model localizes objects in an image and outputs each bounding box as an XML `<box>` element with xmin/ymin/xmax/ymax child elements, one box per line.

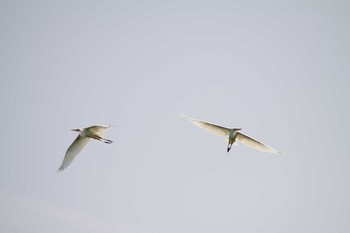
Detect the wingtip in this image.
<box><xmin>278</xmin><ymin>151</ymin><xmax>287</xmax><ymax>156</ymax></box>
<box><xmin>273</xmin><ymin>150</ymin><xmax>286</xmax><ymax>156</ymax></box>
<box><xmin>179</xmin><ymin>114</ymin><xmax>193</xmax><ymax>121</ymax></box>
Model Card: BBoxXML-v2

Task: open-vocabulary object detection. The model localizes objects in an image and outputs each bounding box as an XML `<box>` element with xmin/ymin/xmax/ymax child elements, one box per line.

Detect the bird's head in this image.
<box><xmin>71</xmin><ymin>128</ymin><xmax>83</xmax><ymax>132</ymax></box>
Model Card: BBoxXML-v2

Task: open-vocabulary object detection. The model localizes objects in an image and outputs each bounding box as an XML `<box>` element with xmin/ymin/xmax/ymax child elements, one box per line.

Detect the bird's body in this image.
<box><xmin>181</xmin><ymin>115</ymin><xmax>282</xmax><ymax>154</ymax></box>
<box><xmin>58</xmin><ymin>125</ymin><xmax>114</xmax><ymax>171</ymax></box>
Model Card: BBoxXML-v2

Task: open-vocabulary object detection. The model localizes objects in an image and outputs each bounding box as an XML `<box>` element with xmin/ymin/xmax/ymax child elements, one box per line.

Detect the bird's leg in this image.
<box><xmin>227</xmin><ymin>143</ymin><xmax>232</xmax><ymax>152</ymax></box>
<box><xmin>100</xmin><ymin>137</ymin><xmax>113</xmax><ymax>144</ymax></box>
<box><xmin>103</xmin><ymin>138</ymin><xmax>113</xmax><ymax>144</ymax></box>
<box><xmin>93</xmin><ymin>136</ymin><xmax>113</xmax><ymax>144</ymax></box>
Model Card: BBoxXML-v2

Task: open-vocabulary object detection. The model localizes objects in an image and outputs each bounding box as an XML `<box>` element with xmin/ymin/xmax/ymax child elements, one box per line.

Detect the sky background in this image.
<box><xmin>1</xmin><ymin>0</ymin><xmax>349</xmax><ymax>232</ymax></box>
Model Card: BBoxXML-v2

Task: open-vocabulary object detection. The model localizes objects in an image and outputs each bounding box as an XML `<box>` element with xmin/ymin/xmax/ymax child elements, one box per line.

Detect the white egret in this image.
<box><xmin>58</xmin><ymin>125</ymin><xmax>114</xmax><ymax>171</ymax></box>
<box><xmin>181</xmin><ymin>115</ymin><xmax>282</xmax><ymax>154</ymax></box>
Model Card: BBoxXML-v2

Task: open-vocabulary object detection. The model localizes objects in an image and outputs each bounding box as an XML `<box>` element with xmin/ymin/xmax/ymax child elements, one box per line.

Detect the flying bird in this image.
<box><xmin>58</xmin><ymin>125</ymin><xmax>114</xmax><ymax>171</ymax></box>
<box><xmin>181</xmin><ymin>115</ymin><xmax>282</xmax><ymax>154</ymax></box>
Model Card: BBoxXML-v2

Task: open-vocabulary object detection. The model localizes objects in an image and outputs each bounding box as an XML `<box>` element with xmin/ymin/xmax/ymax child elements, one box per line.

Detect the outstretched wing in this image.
<box><xmin>58</xmin><ymin>135</ymin><xmax>90</xmax><ymax>171</ymax></box>
<box><xmin>182</xmin><ymin>115</ymin><xmax>230</xmax><ymax>137</ymax></box>
<box><xmin>236</xmin><ymin>132</ymin><xmax>281</xmax><ymax>154</ymax></box>
<box><xmin>87</xmin><ymin>125</ymin><xmax>113</xmax><ymax>134</ymax></box>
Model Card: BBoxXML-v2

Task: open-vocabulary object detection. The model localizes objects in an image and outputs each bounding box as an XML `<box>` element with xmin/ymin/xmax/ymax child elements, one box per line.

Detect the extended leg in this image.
<box><xmin>227</xmin><ymin>143</ymin><xmax>232</xmax><ymax>152</ymax></box>
<box><xmin>103</xmin><ymin>138</ymin><xmax>113</xmax><ymax>144</ymax></box>
<box><xmin>93</xmin><ymin>136</ymin><xmax>113</xmax><ymax>144</ymax></box>
<box><xmin>100</xmin><ymin>137</ymin><xmax>113</xmax><ymax>144</ymax></box>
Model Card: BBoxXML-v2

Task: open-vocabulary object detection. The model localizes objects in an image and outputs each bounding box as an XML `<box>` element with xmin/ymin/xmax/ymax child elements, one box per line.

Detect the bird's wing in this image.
<box><xmin>236</xmin><ymin>132</ymin><xmax>281</xmax><ymax>154</ymax></box>
<box><xmin>182</xmin><ymin>115</ymin><xmax>230</xmax><ymax>137</ymax></box>
<box><xmin>87</xmin><ymin>125</ymin><xmax>113</xmax><ymax>134</ymax></box>
<box><xmin>58</xmin><ymin>135</ymin><xmax>90</xmax><ymax>171</ymax></box>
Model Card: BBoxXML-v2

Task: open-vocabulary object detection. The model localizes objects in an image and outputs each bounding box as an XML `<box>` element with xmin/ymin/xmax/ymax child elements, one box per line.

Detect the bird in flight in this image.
<box><xmin>181</xmin><ymin>115</ymin><xmax>282</xmax><ymax>154</ymax></box>
<box><xmin>58</xmin><ymin>125</ymin><xmax>114</xmax><ymax>171</ymax></box>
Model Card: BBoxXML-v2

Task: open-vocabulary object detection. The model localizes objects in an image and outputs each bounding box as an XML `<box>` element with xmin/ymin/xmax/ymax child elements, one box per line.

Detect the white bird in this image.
<box><xmin>181</xmin><ymin>115</ymin><xmax>282</xmax><ymax>154</ymax></box>
<box><xmin>58</xmin><ymin>125</ymin><xmax>114</xmax><ymax>171</ymax></box>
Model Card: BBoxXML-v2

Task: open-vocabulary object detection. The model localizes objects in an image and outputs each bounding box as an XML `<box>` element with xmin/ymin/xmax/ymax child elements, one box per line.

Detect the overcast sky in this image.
<box><xmin>1</xmin><ymin>0</ymin><xmax>349</xmax><ymax>232</ymax></box>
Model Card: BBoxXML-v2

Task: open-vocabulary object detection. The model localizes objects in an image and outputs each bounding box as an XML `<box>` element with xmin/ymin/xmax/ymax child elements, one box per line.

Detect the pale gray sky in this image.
<box><xmin>1</xmin><ymin>0</ymin><xmax>349</xmax><ymax>232</ymax></box>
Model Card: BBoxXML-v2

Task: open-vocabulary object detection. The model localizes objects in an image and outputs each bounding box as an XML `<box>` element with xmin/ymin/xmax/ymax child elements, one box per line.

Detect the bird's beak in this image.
<box><xmin>234</xmin><ymin>128</ymin><xmax>242</xmax><ymax>131</ymax></box>
<box><xmin>71</xmin><ymin>128</ymin><xmax>80</xmax><ymax>132</ymax></box>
